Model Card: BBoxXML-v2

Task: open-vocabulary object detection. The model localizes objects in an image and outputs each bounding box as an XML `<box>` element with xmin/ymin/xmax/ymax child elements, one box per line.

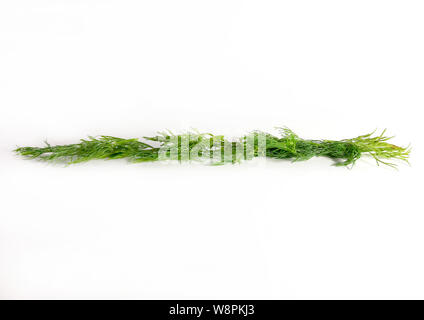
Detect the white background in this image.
<box><xmin>1</xmin><ymin>0</ymin><xmax>423</xmax><ymax>299</ymax></box>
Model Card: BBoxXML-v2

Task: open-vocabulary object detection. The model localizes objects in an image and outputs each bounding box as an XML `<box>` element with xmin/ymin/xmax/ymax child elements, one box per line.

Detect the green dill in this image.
<box><xmin>14</xmin><ymin>128</ymin><xmax>410</xmax><ymax>168</ymax></box>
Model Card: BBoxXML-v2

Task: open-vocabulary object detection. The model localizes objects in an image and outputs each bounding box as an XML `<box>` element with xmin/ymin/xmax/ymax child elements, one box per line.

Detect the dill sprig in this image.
<box><xmin>264</xmin><ymin>128</ymin><xmax>410</xmax><ymax>167</ymax></box>
<box><xmin>14</xmin><ymin>128</ymin><xmax>410</xmax><ymax>168</ymax></box>
<box><xmin>15</xmin><ymin>136</ymin><xmax>159</xmax><ymax>164</ymax></box>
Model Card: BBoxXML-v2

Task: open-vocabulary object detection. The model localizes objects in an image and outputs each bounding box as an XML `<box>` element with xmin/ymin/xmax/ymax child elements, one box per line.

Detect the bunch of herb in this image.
<box><xmin>15</xmin><ymin>128</ymin><xmax>410</xmax><ymax>168</ymax></box>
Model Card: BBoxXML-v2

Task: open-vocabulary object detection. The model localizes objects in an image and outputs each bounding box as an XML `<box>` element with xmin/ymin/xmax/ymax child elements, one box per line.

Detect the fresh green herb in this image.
<box><xmin>15</xmin><ymin>128</ymin><xmax>410</xmax><ymax>168</ymax></box>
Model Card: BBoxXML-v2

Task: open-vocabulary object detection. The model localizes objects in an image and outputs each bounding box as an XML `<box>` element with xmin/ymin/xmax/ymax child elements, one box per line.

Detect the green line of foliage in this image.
<box><xmin>15</xmin><ymin>128</ymin><xmax>410</xmax><ymax>168</ymax></box>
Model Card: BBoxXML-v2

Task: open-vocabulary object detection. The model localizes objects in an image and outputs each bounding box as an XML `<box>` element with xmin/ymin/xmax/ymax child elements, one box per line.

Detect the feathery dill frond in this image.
<box><xmin>15</xmin><ymin>136</ymin><xmax>158</xmax><ymax>164</ymax></box>
<box><xmin>342</xmin><ymin>129</ymin><xmax>410</xmax><ymax>168</ymax></box>
<box><xmin>14</xmin><ymin>128</ymin><xmax>410</xmax><ymax>168</ymax></box>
